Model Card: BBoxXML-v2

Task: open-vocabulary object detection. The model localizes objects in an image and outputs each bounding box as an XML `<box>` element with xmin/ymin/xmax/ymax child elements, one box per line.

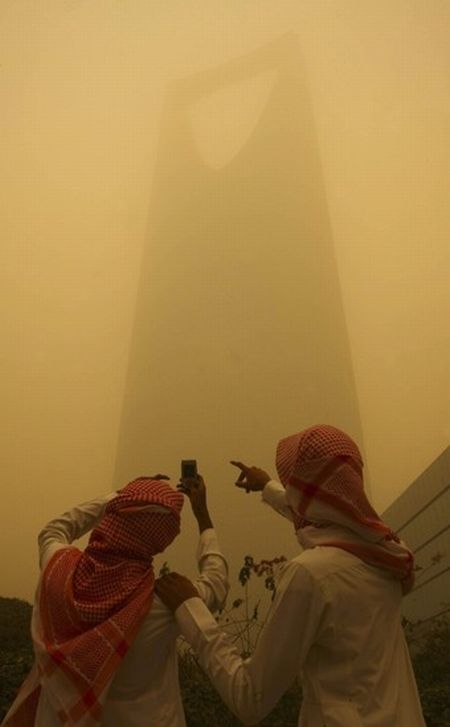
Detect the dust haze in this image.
<box><xmin>1</xmin><ymin>1</ymin><xmax>449</xmax><ymax>601</ymax></box>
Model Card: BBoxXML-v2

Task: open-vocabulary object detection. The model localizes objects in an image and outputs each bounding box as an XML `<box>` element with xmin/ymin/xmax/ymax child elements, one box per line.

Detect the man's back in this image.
<box><xmin>33</xmin><ymin>597</ymin><xmax>182</xmax><ymax>726</ymax></box>
<box><xmin>101</xmin><ymin>596</ymin><xmax>184</xmax><ymax>726</ymax></box>
<box><xmin>295</xmin><ymin>546</ymin><xmax>424</xmax><ymax>727</ymax></box>
<box><xmin>4</xmin><ymin>487</ymin><xmax>228</xmax><ymax>727</ymax></box>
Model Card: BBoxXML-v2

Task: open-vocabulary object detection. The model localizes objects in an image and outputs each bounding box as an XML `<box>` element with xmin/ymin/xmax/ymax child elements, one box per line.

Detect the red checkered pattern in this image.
<box><xmin>6</xmin><ymin>478</ymin><xmax>184</xmax><ymax>726</ymax></box>
<box><xmin>276</xmin><ymin>425</ymin><xmax>414</xmax><ymax>593</ymax></box>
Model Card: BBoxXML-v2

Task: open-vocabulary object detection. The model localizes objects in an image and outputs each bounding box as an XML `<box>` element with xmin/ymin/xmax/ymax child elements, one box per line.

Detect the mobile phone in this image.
<box><xmin>181</xmin><ymin>459</ymin><xmax>198</xmax><ymax>480</ymax></box>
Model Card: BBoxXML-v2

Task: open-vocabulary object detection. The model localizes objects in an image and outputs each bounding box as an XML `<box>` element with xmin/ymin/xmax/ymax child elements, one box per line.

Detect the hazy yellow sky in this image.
<box><xmin>1</xmin><ymin>1</ymin><xmax>449</xmax><ymax>602</ymax></box>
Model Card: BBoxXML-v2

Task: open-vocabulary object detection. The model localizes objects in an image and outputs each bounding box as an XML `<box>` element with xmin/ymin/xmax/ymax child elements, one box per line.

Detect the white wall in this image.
<box><xmin>1</xmin><ymin>1</ymin><xmax>449</xmax><ymax>600</ymax></box>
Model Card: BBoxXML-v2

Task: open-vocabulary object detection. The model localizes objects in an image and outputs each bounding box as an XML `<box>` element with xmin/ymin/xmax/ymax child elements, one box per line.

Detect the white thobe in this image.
<box><xmin>175</xmin><ymin>481</ymin><xmax>425</xmax><ymax>727</ymax></box>
<box><xmin>6</xmin><ymin>493</ymin><xmax>229</xmax><ymax>727</ymax></box>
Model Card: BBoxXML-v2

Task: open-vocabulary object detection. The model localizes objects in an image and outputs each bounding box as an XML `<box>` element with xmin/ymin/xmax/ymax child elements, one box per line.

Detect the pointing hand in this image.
<box><xmin>230</xmin><ymin>461</ymin><xmax>271</xmax><ymax>493</ymax></box>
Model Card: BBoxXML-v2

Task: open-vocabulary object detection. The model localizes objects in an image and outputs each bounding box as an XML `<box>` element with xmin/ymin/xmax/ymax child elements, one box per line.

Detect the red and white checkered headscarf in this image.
<box><xmin>7</xmin><ymin>478</ymin><xmax>184</xmax><ymax>726</ymax></box>
<box><xmin>276</xmin><ymin>425</ymin><xmax>414</xmax><ymax>594</ymax></box>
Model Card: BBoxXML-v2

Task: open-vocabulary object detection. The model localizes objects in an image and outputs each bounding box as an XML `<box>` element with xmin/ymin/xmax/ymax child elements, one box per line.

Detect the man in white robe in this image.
<box><xmin>156</xmin><ymin>425</ymin><xmax>426</xmax><ymax>727</ymax></box>
<box><xmin>4</xmin><ymin>474</ymin><xmax>228</xmax><ymax>726</ymax></box>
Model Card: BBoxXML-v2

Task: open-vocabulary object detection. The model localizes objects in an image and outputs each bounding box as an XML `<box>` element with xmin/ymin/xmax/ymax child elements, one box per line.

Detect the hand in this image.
<box><xmin>230</xmin><ymin>461</ymin><xmax>271</xmax><ymax>493</ymax></box>
<box><xmin>177</xmin><ymin>475</ymin><xmax>213</xmax><ymax>532</ymax></box>
<box><xmin>177</xmin><ymin>475</ymin><xmax>207</xmax><ymax>514</ymax></box>
<box><xmin>155</xmin><ymin>572</ymin><xmax>200</xmax><ymax>611</ymax></box>
<box><xmin>117</xmin><ymin>474</ymin><xmax>170</xmax><ymax>492</ymax></box>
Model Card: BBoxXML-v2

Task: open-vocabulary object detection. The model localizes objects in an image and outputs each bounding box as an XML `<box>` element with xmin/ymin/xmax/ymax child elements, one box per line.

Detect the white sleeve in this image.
<box><xmin>38</xmin><ymin>492</ymin><xmax>117</xmax><ymax>570</ymax></box>
<box><xmin>261</xmin><ymin>480</ymin><xmax>293</xmax><ymax>522</ymax></box>
<box><xmin>192</xmin><ymin>528</ymin><xmax>229</xmax><ymax>612</ymax></box>
<box><xmin>175</xmin><ymin>562</ymin><xmax>325</xmax><ymax>725</ymax></box>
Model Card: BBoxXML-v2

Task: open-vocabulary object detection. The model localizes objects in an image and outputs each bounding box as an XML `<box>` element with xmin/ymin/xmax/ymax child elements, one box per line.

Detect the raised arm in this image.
<box><xmin>178</xmin><ymin>475</ymin><xmax>229</xmax><ymax>612</ymax></box>
<box><xmin>37</xmin><ymin>473</ymin><xmax>177</xmax><ymax>571</ymax></box>
<box><xmin>156</xmin><ymin>563</ymin><xmax>325</xmax><ymax>725</ymax></box>
<box><xmin>38</xmin><ymin>492</ymin><xmax>117</xmax><ymax>570</ymax></box>
<box><xmin>231</xmin><ymin>461</ymin><xmax>293</xmax><ymax>522</ymax></box>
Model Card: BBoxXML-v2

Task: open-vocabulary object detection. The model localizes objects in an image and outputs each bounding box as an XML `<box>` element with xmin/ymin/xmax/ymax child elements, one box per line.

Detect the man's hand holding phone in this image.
<box><xmin>178</xmin><ymin>461</ymin><xmax>213</xmax><ymax>533</ymax></box>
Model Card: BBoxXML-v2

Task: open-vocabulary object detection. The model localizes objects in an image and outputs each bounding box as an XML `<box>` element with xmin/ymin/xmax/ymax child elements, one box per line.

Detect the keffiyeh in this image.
<box><xmin>276</xmin><ymin>425</ymin><xmax>414</xmax><ymax>594</ymax></box>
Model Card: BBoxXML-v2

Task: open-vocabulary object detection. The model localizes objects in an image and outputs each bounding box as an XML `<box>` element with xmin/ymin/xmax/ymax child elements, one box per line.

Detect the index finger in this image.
<box><xmin>230</xmin><ymin>460</ymin><xmax>250</xmax><ymax>473</ymax></box>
